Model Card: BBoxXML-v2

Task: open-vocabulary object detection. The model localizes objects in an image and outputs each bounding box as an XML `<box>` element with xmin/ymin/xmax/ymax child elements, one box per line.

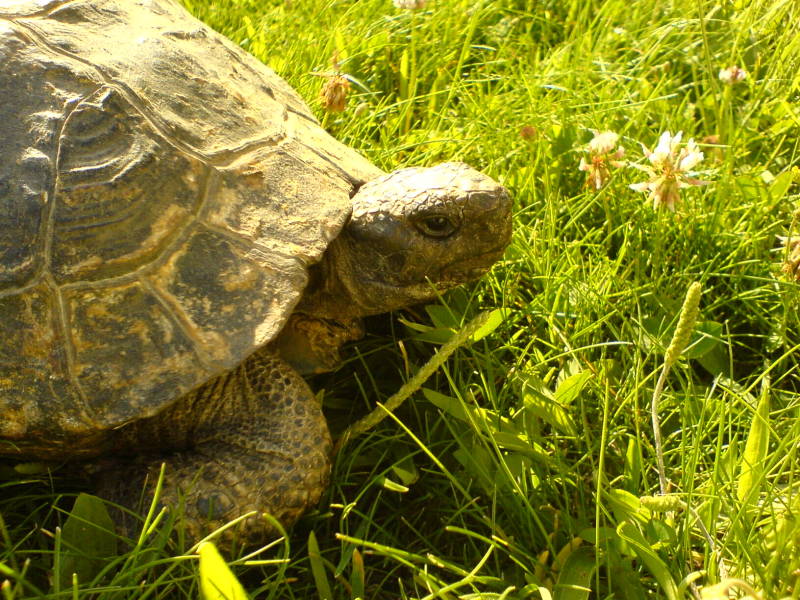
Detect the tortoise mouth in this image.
<box><xmin>365</xmin><ymin>245</ymin><xmax>508</xmax><ymax>303</ymax></box>
<box><xmin>440</xmin><ymin>246</ymin><xmax>508</xmax><ymax>281</ymax></box>
<box><xmin>422</xmin><ymin>244</ymin><xmax>508</xmax><ymax>287</ymax></box>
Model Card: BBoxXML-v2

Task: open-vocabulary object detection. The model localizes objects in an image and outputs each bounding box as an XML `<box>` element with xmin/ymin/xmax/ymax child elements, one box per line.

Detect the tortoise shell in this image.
<box><xmin>0</xmin><ymin>0</ymin><xmax>382</xmax><ymax>452</ymax></box>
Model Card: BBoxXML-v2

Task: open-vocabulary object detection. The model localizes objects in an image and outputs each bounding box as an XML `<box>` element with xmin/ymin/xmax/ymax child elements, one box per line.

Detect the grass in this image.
<box><xmin>2</xmin><ymin>0</ymin><xmax>800</xmax><ymax>597</ymax></box>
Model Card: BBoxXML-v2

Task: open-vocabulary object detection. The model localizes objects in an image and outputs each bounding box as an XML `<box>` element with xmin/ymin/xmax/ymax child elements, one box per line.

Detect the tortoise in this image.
<box><xmin>0</xmin><ymin>0</ymin><xmax>512</xmax><ymax>539</ymax></box>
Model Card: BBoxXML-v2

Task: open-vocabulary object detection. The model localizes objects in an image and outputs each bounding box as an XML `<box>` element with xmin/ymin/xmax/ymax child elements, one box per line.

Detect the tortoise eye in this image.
<box><xmin>415</xmin><ymin>214</ymin><xmax>457</xmax><ymax>238</ymax></box>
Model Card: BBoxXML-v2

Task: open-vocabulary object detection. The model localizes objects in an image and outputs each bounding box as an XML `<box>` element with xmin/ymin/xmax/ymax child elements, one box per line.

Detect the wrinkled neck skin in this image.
<box><xmin>272</xmin><ymin>236</ymin><xmax>443</xmax><ymax>376</ymax></box>
<box><xmin>296</xmin><ymin>233</ymin><xmax>439</xmax><ymax>322</ymax></box>
<box><xmin>270</xmin><ymin>237</ymin><xmax>409</xmax><ymax>376</ymax></box>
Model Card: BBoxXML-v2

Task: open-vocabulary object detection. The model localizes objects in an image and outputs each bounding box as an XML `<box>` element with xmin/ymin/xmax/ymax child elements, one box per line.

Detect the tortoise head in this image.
<box><xmin>328</xmin><ymin>162</ymin><xmax>512</xmax><ymax>317</ymax></box>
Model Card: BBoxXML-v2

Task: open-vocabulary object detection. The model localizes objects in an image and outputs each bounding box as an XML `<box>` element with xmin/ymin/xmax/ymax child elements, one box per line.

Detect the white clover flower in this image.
<box><xmin>719</xmin><ymin>65</ymin><xmax>747</xmax><ymax>84</ymax></box>
<box><xmin>393</xmin><ymin>0</ymin><xmax>426</xmax><ymax>8</ymax></box>
<box><xmin>629</xmin><ymin>131</ymin><xmax>710</xmax><ymax>211</ymax></box>
<box><xmin>588</xmin><ymin>131</ymin><xmax>620</xmax><ymax>155</ymax></box>
<box><xmin>319</xmin><ymin>74</ymin><xmax>350</xmax><ymax>112</ymax></box>
<box><xmin>778</xmin><ymin>235</ymin><xmax>800</xmax><ymax>281</ymax></box>
<box><xmin>578</xmin><ymin>130</ymin><xmax>625</xmax><ymax>190</ymax></box>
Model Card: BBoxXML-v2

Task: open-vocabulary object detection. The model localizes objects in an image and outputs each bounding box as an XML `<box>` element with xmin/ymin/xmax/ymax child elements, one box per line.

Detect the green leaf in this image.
<box><xmin>57</xmin><ymin>493</ymin><xmax>117</xmax><ymax>590</ymax></box>
<box><xmin>604</xmin><ymin>489</ymin><xmax>649</xmax><ymax>525</ymax></box>
<box><xmin>522</xmin><ymin>390</ymin><xmax>576</xmax><ymax>436</ymax></box>
<box><xmin>640</xmin><ymin>318</ymin><xmax>723</xmax><ymax>361</ymax></box>
<box><xmin>616</xmin><ymin>522</ymin><xmax>679</xmax><ymax>600</ymax></box>
<box><xmin>623</xmin><ymin>436</ymin><xmax>642</xmax><ymax>491</ymax></box>
<box><xmin>470</xmin><ymin>308</ymin><xmax>508</xmax><ymax>342</ymax></box>
<box><xmin>390</xmin><ymin>454</ymin><xmax>419</xmax><ymax>486</ymax></box>
<box><xmin>768</xmin><ymin>169</ymin><xmax>794</xmax><ymax>201</ymax></box>
<box><xmin>577</xmin><ymin>526</ymin><xmax>617</xmax><ymax>545</ymax></box>
<box><xmin>453</xmin><ymin>444</ymin><xmax>496</xmax><ymax>495</ymax></box>
<box><xmin>491</xmin><ymin>431</ymin><xmax>551</xmax><ymax>463</ymax></box>
<box><xmin>696</xmin><ymin>342</ymin><xmax>729</xmax><ymax>377</ymax></box>
<box><xmin>737</xmin><ymin>383</ymin><xmax>771</xmax><ymax>505</ymax></box>
<box><xmin>378</xmin><ymin>476</ymin><xmax>410</xmax><ymax>493</ymax></box>
<box><xmin>198</xmin><ymin>541</ymin><xmax>249</xmax><ymax>600</ymax></box>
<box><xmin>333</xmin><ymin>28</ymin><xmax>347</xmax><ymax>60</ymax></box>
<box><xmin>517</xmin><ymin>371</ymin><xmax>554</xmax><ymax>402</ymax></box>
<box><xmin>553</xmin><ymin>545</ymin><xmax>596</xmax><ymax>600</ymax></box>
<box><xmin>350</xmin><ymin>548</ymin><xmax>365</xmax><ymax>600</ymax></box>
<box><xmin>422</xmin><ymin>387</ymin><xmax>509</xmax><ymax>431</ymax></box>
<box><xmin>422</xmin><ymin>388</ymin><xmax>472</xmax><ymax>423</ymax></box>
<box><xmin>690</xmin><ymin>321</ymin><xmax>729</xmax><ymax>376</ymax></box>
<box><xmin>13</xmin><ymin>462</ymin><xmax>49</xmax><ymax>475</ymax></box>
<box><xmin>399</xmin><ymin>48</ymin><xmax>410</xmax><ymax>98</ymax></box>
<box><xmin>734</xmin><ymin>174</ymin><xmax>764</xmax><ymax>203</ymax></box>
<box><xmin>403</xmin><ymin>308</ymin><xmax>507</xmax><ymax>344</ymax></box>
<box><xmin>553</xmin><ymin>370</ymin><xmax>592</xmax><ymax>406</ymax></box>
<box><xmin>307</xmin><ymin>530</ymin><xmax>334</xmax><ymax>600</ymax></box>
<box><xmin>518</xmin><ymin>372</ymin><xmax>576</xmax><ymax>436</ymax></box>
<box><xmin>424</xmin><ymin>305</ymin><xmax>460</xmax><ymax>329</ymax></box>
<box><xmin>400</xmin><ymin>318</ymin><xmax>456</xmax><ymax>344</ymax></box>
<box><xmin>682</xmin><ymin>321</ymin><xmax>723</xmax><ymax>359</ymax></box>
<box><xmin>423</xmin><ymin>388</ymin><xmax>550</xmax><ymax>462</ymax></box>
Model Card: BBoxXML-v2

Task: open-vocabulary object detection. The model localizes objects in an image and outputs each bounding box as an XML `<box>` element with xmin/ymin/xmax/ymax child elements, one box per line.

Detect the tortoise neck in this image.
<box><xmin>294</xmin><ymin>236</ymin><xmax>381</xmax><ymax>321</ymax></box>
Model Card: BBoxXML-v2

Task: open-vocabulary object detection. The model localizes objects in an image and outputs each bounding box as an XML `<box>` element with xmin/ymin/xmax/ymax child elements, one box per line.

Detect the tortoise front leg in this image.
<box><xmin>98</xmin><ymin>348</ymin><xmax>332</xmax><ymax>543</ymax></box>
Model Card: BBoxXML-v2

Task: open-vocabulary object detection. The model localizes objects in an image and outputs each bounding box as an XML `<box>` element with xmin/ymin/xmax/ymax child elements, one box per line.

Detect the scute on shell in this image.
<box><xmin>0</xmin><ymin>0</ymin><xmax>382</xmax><ymax>454</ymax></box>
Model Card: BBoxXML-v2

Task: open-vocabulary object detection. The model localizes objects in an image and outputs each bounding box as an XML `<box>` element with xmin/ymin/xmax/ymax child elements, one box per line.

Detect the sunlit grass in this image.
<box><xmin>3</xmin><ymin>0</ymin><xmax>800</xmax><ymax>597</ymax></box>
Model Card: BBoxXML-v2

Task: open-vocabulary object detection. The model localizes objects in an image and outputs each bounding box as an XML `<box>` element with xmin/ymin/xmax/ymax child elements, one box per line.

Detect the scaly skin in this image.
<box><xmin>98</xmin><ymin>346</ymin><xmax>330</xmax><ymax>542</ymax></box>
